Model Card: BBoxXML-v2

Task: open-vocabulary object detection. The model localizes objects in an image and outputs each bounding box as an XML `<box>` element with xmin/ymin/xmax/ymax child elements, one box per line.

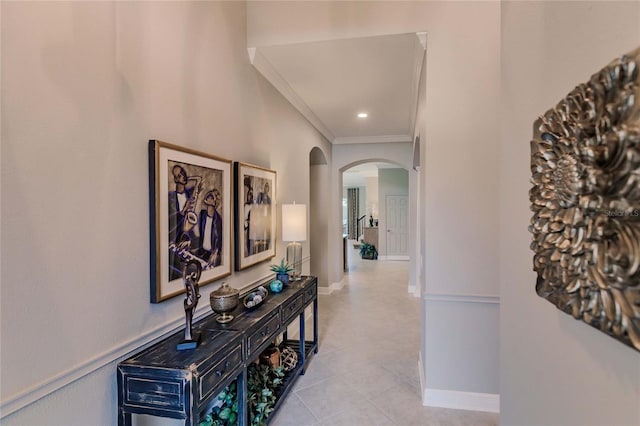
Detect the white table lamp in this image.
<box><xmin>282</xmin><ymin>203</ymin><xmax>307</xmax><ymax>281</ymax></box>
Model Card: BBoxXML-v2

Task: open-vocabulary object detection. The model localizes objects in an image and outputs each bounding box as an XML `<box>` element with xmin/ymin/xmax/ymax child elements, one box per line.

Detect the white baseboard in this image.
<box><xmin>423</xmin><ymin>388</ymin><xmax>500</xmax><ymax>413</ymax></box>
<box><xmin>378</xmin><ymin>255</ymin><xmax>409</xmax><ymax>261</ymax></box>
<box><xmin>318</xmin><ymin>278</ymin><xmax>345</xmax><ymax>295</ymax></box>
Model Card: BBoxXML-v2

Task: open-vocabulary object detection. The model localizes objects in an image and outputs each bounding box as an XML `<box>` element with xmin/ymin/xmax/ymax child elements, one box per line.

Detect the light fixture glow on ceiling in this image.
<box><xmin>357</xmin><ymin>112</ymin><xmax>368</xmax><ymax>118</ymax></box>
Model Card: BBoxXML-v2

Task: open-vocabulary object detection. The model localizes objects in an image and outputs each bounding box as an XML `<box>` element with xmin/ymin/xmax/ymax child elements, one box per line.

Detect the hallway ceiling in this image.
<box><xmin>249</xmin><ymin>33</ymin><xmax>426</xmax><ymax>145</ymax></box>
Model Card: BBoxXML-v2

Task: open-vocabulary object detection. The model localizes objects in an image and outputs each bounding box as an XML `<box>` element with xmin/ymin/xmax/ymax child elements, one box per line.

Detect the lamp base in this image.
<box><xmin>286</xmin><ymin>242</ymin><xmax>302</xmax><ymax>281</ymax></box>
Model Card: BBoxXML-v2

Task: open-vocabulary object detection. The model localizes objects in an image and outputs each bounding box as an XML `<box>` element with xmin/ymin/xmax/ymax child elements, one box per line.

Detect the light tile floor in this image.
<box><xmin>269</xmin><ymin>242</ymin><xmax>499</xmax><ymax>426</ymax></box>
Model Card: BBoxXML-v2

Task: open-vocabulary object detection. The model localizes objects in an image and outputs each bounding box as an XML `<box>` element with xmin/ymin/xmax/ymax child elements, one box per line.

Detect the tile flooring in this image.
<box><xmin>269</xmin><ymin>242</ymin><xmax>499</xmax><ymax>426</ymax></box>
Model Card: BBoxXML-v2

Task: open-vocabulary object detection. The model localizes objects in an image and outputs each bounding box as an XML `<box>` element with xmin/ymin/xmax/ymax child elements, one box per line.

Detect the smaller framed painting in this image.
<box><xmin>234</xmin><ymin>162</ymin><xmax>277</xmax><ymax>270</ymax></box>
<box><xmin>149</xmin><ymin>140</ymin><xmax>232</xmax><ymax>303</ymax></box>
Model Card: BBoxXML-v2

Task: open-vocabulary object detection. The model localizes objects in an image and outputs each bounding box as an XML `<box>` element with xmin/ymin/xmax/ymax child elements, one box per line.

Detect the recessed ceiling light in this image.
<box><xmin>357</xmin><ymin>113</ymin><xmax>368</xmax><ymax>118</ymax></box>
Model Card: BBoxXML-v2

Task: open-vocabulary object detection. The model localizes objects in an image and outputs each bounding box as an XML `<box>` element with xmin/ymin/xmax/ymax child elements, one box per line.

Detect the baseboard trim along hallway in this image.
<box><xmin>318</xmin><ymin>279</ymin><xmax>345</xmax><ymax>295</ymax></box>
<box><xmin>423</xmin><ymin>388</ymin><xmax>500</xmax><ymax>413</ymax></box>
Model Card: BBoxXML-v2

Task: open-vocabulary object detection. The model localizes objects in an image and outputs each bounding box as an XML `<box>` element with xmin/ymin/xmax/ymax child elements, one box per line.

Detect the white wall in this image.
<box><xmin>0</xmin><ymin>2</ymin><xmax>330</xmax><ymax>424</ymax></box>
<box><xmin>500</xmin><ymin>2</ymin><xmax>640</xmax><ymax>424</ymax></box>
<box><xmin>419</xmin><ymin>3</ymin><xmax>500</xmax><ymax>405</ymax></box>
<box><xmin>247</xmin><ymin>1</ymin><xmax>500</xmax><ymax>409</ymax></box>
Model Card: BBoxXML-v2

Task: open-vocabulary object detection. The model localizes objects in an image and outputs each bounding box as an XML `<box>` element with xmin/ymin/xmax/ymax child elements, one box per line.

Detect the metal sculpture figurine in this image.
<box><xmin>177</xmin><ymin>260</ymin><xmax>202</xmax><ymax>350</ymax></box>
<box><xmin>529</xmin><ymin>46</ymin><xmax>640</xmax><ymax>352</ymax></box>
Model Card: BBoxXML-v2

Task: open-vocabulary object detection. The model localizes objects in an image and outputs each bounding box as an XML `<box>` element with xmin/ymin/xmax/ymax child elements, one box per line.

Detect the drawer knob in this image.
<box><xmin>216</xmin><ymin>370</ymin><xmax>223</xmax><ymax>377</ymax></box>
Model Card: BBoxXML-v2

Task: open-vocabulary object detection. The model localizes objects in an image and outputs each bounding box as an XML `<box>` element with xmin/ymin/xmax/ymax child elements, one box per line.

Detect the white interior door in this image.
<box><xmin>386</xmin><ymin>195</ymin><xmax>408</xmax><ymax>257</ymax></box>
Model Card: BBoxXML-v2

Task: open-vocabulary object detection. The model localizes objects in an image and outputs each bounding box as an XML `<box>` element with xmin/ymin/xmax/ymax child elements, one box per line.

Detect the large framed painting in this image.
<box><xmin>529</xmin><ymin>47</ymin><xmax>640</xmax><ymax>351</ymax></box>
<box><xmin>234</xmin><ymin>162</ymin><xmax>277</xmax><ymax>270</ymax></box>
<box><xmin>149</xmin><ymin>140</ymin><xmax>232</xmax><ymax>303</ymax></box>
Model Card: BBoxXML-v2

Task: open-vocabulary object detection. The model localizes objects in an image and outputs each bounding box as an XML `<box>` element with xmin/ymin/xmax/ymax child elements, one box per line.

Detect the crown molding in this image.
<box><xmin>333</xmin><ymin>134</ymin><xmax>413</xmax><ymax>145</ymax></box>
<box><xmin>248</xmin><ymin>47</ymin><xmax>335</xmax><ymax>143</ymax></box>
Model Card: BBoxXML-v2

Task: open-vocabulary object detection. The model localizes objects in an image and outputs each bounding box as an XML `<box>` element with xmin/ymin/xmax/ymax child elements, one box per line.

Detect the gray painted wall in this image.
<box><xmin>0</xmin><ymin>2</ymin><xmax>330</xmax><ymax>424</ymax></box>
<box><xmin>310</xmin><ymin>160</ymin><xmax>331</xmax><ymax>288</ymax></box>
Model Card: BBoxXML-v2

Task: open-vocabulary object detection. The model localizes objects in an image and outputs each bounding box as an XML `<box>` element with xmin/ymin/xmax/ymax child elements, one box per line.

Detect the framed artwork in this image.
<box><xmin>234</xmin><ymin>162</ymin><xmax>277</xmax><ymax>270</ymax></box>
<box><xmin>529</xmin><ymin>47</ymin><xmax>640</xmax><ymax>351</ymax></box>
<box><xmin>149</xmin><ymin>140</ymin><xmax>232</xmax><ymax>303</ymax></box>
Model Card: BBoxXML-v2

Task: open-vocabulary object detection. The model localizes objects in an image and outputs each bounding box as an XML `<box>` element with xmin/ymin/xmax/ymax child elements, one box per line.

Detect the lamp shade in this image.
<box><xmin>282</xmin><ymin>204</ymin><xmax>307</xmax><ymax>242</ymax></box>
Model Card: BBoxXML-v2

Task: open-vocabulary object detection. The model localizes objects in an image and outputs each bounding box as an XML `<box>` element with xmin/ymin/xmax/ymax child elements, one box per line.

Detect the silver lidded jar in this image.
<box><xmin>209</xmin><ymin>282</ymin><xmax>239</xmax><ymax>323</ymax></box>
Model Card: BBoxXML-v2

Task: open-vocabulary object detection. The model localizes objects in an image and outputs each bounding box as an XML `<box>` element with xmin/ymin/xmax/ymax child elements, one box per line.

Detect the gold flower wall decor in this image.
<box><xmin>529</xmin><ymin>46</ymin><xmax>640</xmax><ymax>352</ymax></box>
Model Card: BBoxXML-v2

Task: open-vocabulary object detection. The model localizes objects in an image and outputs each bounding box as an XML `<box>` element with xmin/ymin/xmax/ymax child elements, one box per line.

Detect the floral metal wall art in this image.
<box><xmin>529</xmin><ymin>46</ymin><xmax>640</xmax><ymax>352</ymax></box>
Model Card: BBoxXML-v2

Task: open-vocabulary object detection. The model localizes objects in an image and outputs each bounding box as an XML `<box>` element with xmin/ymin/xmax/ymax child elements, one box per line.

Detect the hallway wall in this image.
<box><xmin>500</xmin><ymin>2</ymin><xmax>640</xmax><ymax>424</ymax></box>
<box><xmin>0</xmin><ymin>2</ymin><xmax>330</xmax><ymax>424</ymax></box>
<box><xmin>310</xmin><ymin>160</ymin><xmax>331</xmax><ymax>287</ymax></box>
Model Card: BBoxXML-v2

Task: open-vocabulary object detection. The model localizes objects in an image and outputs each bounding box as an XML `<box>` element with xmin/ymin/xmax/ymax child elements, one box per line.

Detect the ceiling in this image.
<box><xmin>249</xmin><ymin>32</ymin><xmax>426</xmax><ymax>145</ymax></box>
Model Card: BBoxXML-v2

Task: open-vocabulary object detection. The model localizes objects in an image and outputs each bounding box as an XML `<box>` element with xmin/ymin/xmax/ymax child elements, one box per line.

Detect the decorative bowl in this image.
<box><xmin>209</xmin><ymin>282</ymin><xmax>239</xmax><ymax>323</ymax></box>
<box><xmin>243</xmin><ymin>286</ymin><xmax>268</xmax><ymax>309</ymax></box>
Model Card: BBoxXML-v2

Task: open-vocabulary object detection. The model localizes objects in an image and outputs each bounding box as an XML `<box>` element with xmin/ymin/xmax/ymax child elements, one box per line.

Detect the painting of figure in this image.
<box><xmin>167</xmin><ymin>160</ymin><xmax>224</xmax><ymax>281</ymax></box>
<box><xmin>150</xmin><ymin>140</ymin><xmax>232</xmax><ymax>303</ymax></box>
<box><xmin>235</xmin><ymin>163</ymin><xmax>276</xmax><ymax>270</ymax></box>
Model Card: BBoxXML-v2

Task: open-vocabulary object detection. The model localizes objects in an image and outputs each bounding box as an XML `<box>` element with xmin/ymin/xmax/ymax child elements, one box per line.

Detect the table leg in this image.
<box><xmin>299</xmin><ymin>311</ymin><xmax>306</xmax><ymax>374</ymax></box>
<box><xmin>118</xmin><ymin>410</ymin><xmax>131</xmax><ymax>426</ymax></box>
<box><xmin>313</xmin><ymin>298</ymin><xmax>318</xmax><ymax>354</ymax></box>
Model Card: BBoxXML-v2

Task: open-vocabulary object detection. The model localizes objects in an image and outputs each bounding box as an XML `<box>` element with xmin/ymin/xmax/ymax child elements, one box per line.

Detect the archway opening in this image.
<box><xmin>341</xmin><ymin>160</ymin><xmax>410</xmax><ymax>269</ymax></box>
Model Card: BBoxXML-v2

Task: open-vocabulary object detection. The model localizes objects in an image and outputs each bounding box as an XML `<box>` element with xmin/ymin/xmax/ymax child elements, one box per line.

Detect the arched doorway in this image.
<box><xmin>342</xmin><ymin>161</ymin><xmax>411</xmax><ymax>263</ymax></box>
<box><xmin>332</xmin><ymin>150</ymin><xmax>419</xmax><ymax>297</ymax></box>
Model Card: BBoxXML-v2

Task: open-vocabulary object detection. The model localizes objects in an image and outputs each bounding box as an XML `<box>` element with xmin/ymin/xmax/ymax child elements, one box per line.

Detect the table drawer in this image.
<box><xmin>282</xmin><ymin>293</ymin><xmax>304</xmax><ymax>323</ymax></box>
<box><xmin>247</xmin><ymin>313</ymin><xmax>280</xmax><ymax>357</ymax></box>
<box><xmin>199</xmin><ymin>344</ymin><xmax>243</xmax><ymax>402</ymax></box>
<box><xmin>124</xmin><ymin>375</ymin><xmax>186</xmax><ymax>412</ymax></box>
<box><xmin>303</xmin><ymin>281</ymin><xmax>317</xmax><ymax>304</ymax></box>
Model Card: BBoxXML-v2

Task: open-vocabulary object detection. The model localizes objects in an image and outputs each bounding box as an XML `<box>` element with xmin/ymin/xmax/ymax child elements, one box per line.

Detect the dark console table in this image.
<box><xmin>117</xmin><ymin>276</ymin><xmax>318</xmax><ymax>425</ymax></box>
